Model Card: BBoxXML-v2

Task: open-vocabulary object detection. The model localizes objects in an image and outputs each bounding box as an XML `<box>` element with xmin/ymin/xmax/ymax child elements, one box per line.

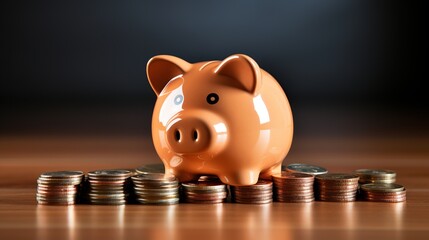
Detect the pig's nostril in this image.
<box><xmin>174</xmin><ymin>129</ymin><xmax>181</xmax><ymax>142</ymax></box>
<box><xmin>192</xmin><ymin>129</ymin><xmax>199</xmax><ymax>142</ymax></box>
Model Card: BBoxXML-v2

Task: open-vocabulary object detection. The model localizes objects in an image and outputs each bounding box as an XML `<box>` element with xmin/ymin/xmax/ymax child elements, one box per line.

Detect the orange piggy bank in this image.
<box><xmin>147</xmin><ymin>54</ymin><xmax>293</xmax><ymax>186</ymax></box>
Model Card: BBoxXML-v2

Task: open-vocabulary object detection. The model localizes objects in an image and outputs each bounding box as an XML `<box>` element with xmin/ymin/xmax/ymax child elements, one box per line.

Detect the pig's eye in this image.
<box><xmin>206</xmin><ymin>93</ymin><xmax>219</xmax><ymax>105</ymax></box>
<box><xmin>174</xmin><ymin>94</ymin><xmax>184</xmax><ymax>105</ymax></box>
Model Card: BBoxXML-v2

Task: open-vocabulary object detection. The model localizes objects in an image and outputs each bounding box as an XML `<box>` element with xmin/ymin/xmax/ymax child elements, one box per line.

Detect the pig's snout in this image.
<box><xmin>166</xmin><ymin>115</ymin><xmax>227</xmax><ymax>154</ymax></box>
<box><xmin>167</xmin><ymin>118</ymin><xmax>211</xmax><ymax>153</ymax></box>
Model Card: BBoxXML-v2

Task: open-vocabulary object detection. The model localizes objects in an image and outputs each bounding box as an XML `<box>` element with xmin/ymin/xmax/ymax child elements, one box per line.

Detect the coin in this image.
<box><xmin>182</xmin><ymin>181</ymin><xmax>227</xmax><ymax>190</ymax></box>
<box><xmin>230</xmin><ymin>180</ymin><xmax>273</xmax><ymax>204</ymax></box>
<box><xmin>132</xmin><ymin>173</ymin><xmax>179</xmax><ymax>205</ymax></box>
<box><xmin>86</xmin><ymin>169</ymin><xmax>132</xmax><ymax>205</ymax></box>
<box><xmin>132</xmin><ymin>173</ymin><xmax>177</xmax><ymax>182</ymax></box>
<box><xmin>185</xmin><ymin>191</ymin><xmax>228</xmax><ymax>200</ymax></box>
<box><xmin>272</xmin><ymin>171</ymin><xmax>314</xmax><ymax>203</ymax></box>
<box><xmin>88</xmin><ymin>170</ymin><xmax>131</xmax><ymax>178</ymax></box>
<box><xmin>354</xmin><ymin>169</ymin><xmax>396</xmax><ymax>178</ymax></box>
<box><xmin>135</xmin><ymin>163</ymin><xmax>165</xmax><ymax>174</ymax></box>
<box><xmin>360</xmin><ymin>183</ymin><xmax>406</xmax><ymax>202</ymax></box>
<box><xmin>361</xmin><ymin>183</ymin><xmax>404</xmax><ymax>192</ymax></box>
<box><xmin>316</xmin><ymin>173</ymin><xmax>359</xmax><ymax>182</ymax></box>
<box><xmin>315</xmin><ymin>173</ymin><xmax>359</xmax><ymax>202</ymax></box>
<box><xmin>285</xmin><ymin>163</ymin><xmax>328</xmax><ymax>175</ymax></box>
<box><xmin>136</xmin><ymin>198</ymin><xmax>180</xmax><ymax>205</ymax></box>
<box><xmin>40</xmin><ymin>171</ymin><xmax>84</xmax><ymax>179</ymax></box>
<box><xmin>354</xmin><ymin>169</ymin><xmax>396</xmax><ymax>184</ymax></box>
<box><xmin>36</xmin><ymin>171</ymin><xmax>83</xmax><ymax>205</ymax></box>
<box><xmin>182</xmin><ymin>180</ymin><xmax>228</xmax><ymax>204</ymax></box>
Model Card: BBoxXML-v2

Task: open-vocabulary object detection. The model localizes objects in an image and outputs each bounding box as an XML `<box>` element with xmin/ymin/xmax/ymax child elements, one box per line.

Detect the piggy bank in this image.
<box><xmin>146</xmin><ymin>54</ymin><xmax>293</xmax><ymax>186</ymax></box>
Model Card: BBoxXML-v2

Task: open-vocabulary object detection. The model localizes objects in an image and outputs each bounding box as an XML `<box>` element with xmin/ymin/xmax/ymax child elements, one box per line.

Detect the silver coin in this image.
<box><xmin>359</xmin><ymin>178</ymin><xmax>396</xmax><ymax>184</ymax></box>
<box><xmin>286</xmin><ymin>163</ymin><xmax>328</xmax><ymax>175</ymax></box>
<box><xmin>136</xmin><ymin>192</ymin><xmax>180</xmax><ymax>199</ymax></box>
<box><xmin>88</xmin><ymin>169</ymin><xmax>131</xmax><ymax>178</ymax></box>
<box><xmin>40</xmin><ymin>171</ymin><xmax>84</xmax><ymax>178</ymax></box>
<box><xmin>134</xmin><ymin>185</ymin><xmax>179</xmax><ymax>193</ymax></box>
<box><xmin>136</xmin><ymin>197</ymin><xmax>179</xmax><ymax>205</ymax></box>
<box><xmin>132</xmin><ymin>173</ymin><xmax>177</xmax><ymax>182</ymax></box>
<box><xmin>36</xmin><ymin>196</ymin><xmax>76</xmax><ymax>202</ymax></box>
<box><xmin>89</xmin><ymin>199</ymin><xmax>127</xmax><ymax>205</ymax></box>
<box><xmin>37</xmin><ymin>178</ymin><xmax>82</xmax><ymax>184</ymax></box>
<box><xmin>133</xmin><ymin>182</ymin><xmax>179</xmax><ymax>189</ymax></box>
<box><xmin>354</xmin><ymin>169</ymin><xmax>396</xmax><ymax>179</ymax></box>
<box><xmin>135</xmin><ymin>163</ymin><xmax>165</xmax><ymax>174</ymax></box>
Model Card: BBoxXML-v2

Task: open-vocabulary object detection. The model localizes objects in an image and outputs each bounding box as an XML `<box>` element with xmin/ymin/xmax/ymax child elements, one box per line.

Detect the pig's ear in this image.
<box><xmin>146</xmin><ymin>55</ymin><xmax>191</xmax><ymax>96</ymax></box>
<box><xmin>215</xmin><ymin>54</ymin><xmax>261</xmax><ymax>95</ymax></box>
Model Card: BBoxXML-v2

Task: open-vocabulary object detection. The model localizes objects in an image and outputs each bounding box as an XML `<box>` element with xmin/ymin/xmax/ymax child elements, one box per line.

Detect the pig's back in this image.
<box><xmin>258</xmin><ymin>69</ymin><xmax>294</xmax><ymax>157</ymax></box>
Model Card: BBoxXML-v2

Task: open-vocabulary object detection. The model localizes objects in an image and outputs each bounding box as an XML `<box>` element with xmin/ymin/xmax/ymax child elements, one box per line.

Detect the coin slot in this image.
<box><xmin>174</xmin><ymin>129</ymin><xmax>181</xmax><ymax>142</ymax></box>
<box><xmin>192</xmin><ymin>129</ymin><xmax>199</xmax><ymax>142</ymax></box>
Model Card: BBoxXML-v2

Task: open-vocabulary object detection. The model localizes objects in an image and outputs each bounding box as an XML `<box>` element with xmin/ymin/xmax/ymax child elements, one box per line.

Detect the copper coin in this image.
<box><xmin>272</xmin><ymin>171</ymin><xmax>315</xmax><ymax>180</ymax></box>
<box><xmin>234</xmin><ymin>199</ymin><xmax>272</xmax><ymax>204</ymax></box>
<box><xmin>37</xmin><ymin>185</ymin><xmax>78</xmax><ymax>191</ymax></box>
<box><xmin>316</xmin><ymin>173</ymin><xmax>359</xmax><ymax>181</ymax></box>
<box><xmin>184</xmin><ymin>199</ymin><xmax>225</xmax><ymax>204</ymax></box>
<box><xmin>277</xmin><ymin>198</ymin><xmax>314</xmax><ymax>203</ymax></box>
<box><xmin>276</xmin><ymin>188</ymin><xmax>314</xmax><ymax>193</ymax></box>
<box><xmin>185</xmin><ymin>191</ymin><xmax>227</xmax><ymax>197</ymax></box>
<box><xmin>232</xmin><ymin>188</ymin><xmax>273</xmax><ymax>193</ymax></box>
<box><xmin>230</xmin><ymin>180</ymin><xmax>273</xmax><ymax>189</ymax></box>
<box><xmin>364</xmin><ymin>196</ymin><xmax>406</xmax><ymax>202</ymax></box>
<box><xmin>361</xmin><ymin>183</ymin><xmax>405</xmax><ymax>192</ymax></box>
<box><xmin>182</xmin><ymin>181</ymin><xmax>226</xmax><ymax>191</ymax></box>
<box><xmin>362</xmin><ymin>190</ymin><xmax>406</xmax><ymax>196</ymax></box>
<box><xmin>233</xmin><ymin>194</ymin><xmax>273</xmax><ymax>200</ymax></box>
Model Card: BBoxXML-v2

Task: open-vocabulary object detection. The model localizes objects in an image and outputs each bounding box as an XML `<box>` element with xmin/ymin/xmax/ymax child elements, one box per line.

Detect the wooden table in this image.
<box><xmin>1</xmin><ymin>108</ymin><xmax>428</xmax><ymax>239</ymax></box>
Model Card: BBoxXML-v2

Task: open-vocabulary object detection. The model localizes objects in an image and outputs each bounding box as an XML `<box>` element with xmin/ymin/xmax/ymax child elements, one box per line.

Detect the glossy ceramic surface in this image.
<box><xmin>147</xmin><ymin>54</ymin><xmax>293</xmax><ymax>186</ymax></box>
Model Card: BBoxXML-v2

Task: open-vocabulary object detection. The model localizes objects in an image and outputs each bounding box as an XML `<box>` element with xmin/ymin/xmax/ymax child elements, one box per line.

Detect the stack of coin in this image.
<box><xmin>354</xmin><ymin>169</ymin><xmax>396</xmax><ymax>184</ymax></box>
<box><xmin>87</xmin><ymin>169</ymin><xmax>132</xmax><ymax>205</ymax></box>
<box><xmin>230</xmin><ymin>180</ymin><xmax>273</xmax><ymax>204</ymax></box>
<box><xmin>272</xmin><ymin>172</ymin><xmax>315</xmax><ymax>203</ymax></box>
<box><xmin>360</xmin><ymin>183</ymin><xmax>406</xmax><ymax>202</ymax></box>
<box><xmin>36</xmin><ymin>171</ymin><xmax>84</xmax><ymax>205</ymax></box>
<box><xmin>135</xmin><ymin>163</ymin><xmax>165</xmax><ymax>175</ymax></box>
<box><xmin>285</xmin><ymin>163</ymin><xmax>328</xmax><ymax>175</ymax></box>
<box><xmin>182</xmin><ymin>181</ymin><xmax>227</xmax><ymax>204</ymax></box>
<box><xmin>132</xmin><ymin>173</ymin><xmax>179</xmax><ymax>205</ymax></box>
<box><xmin>315</xmin><ymin>173</ymin><xmax>359</xmax><ymax>202</ymax></box>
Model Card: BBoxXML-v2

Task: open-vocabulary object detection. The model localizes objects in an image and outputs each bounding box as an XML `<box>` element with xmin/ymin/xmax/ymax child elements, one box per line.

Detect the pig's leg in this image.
<box><xmin>259</xmin><ymin>162</ymin><xmax>282</xmax><ymax>180</ymax></box>
<box><xmin>218</xmin><ymin>170</ymin><xmax>260</xmax><ymax>186</ymax></box>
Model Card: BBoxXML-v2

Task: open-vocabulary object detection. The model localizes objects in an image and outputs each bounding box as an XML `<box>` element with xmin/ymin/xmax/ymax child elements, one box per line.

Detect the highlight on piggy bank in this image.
<box><xmin>146</xmin><ymin>54</ymin><xmax>293</xmax><ymax>186</ymax></box>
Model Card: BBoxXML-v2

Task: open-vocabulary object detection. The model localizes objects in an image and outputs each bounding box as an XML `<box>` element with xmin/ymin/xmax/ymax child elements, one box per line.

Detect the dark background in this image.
<box><xmin>1</xmin><ymin>0</ymin><xmax>427</xmax><ymax>138</ymax></box>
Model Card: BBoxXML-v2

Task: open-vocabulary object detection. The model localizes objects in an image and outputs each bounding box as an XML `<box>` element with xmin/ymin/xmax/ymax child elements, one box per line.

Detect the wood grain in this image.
<box><xmin>1</xmin><ymin>135</ymin><xmax>429</xmax><ymax>240</ymax></box>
